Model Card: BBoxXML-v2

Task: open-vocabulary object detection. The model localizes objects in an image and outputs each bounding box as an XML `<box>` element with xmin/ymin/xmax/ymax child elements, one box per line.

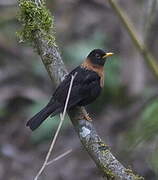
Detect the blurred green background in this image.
<box><xmin>0</xmin><ymin>0</ymin><xmax>158</xmax><ymax>180</ymax></box>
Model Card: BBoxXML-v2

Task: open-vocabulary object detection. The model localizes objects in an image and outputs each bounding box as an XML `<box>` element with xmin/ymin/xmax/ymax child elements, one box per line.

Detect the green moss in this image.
<box><xmin>17</xmin><ymin>0</ymin><xmax>56</xmax><ymax>45</ymax></box>
<box><xmin>134</xmin><ymin>176</ymin><xmax>144</xmax><ymax>180</ymax></box>
<box><xmin>101</xmin><ymin>165</ymin><xmax>115</xmax><ymax>180</ymax></box>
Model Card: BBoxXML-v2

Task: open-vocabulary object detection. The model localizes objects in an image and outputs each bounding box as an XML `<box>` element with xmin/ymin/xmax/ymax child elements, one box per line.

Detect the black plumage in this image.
<box><xmin>26</xmin><ymin>49</ymin><xmax>113</xmax><ymax>130</ymax></box>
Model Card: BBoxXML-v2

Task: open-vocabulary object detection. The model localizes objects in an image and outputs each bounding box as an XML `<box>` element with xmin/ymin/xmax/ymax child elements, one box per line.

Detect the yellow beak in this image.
<box><xmin>102</xmin><ymin>52</ymin><xmax>114</xmax><ymax>59</ymax></box>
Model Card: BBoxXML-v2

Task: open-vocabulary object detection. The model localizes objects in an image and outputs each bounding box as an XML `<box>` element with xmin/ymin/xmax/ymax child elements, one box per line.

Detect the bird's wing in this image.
<box><xmin>77</xmin><ymin>72</ymin><xmax>101</xmax><ymax>103</ymax></box>
<box><xmin>47</xmin><ymin>66</ymin><xmax>100</xmax><ymax>109</ymax></box>
<box><xmin>47</xmin><ymin>66</ymin><xmax>82</xmax><ymax>106</ymax></box>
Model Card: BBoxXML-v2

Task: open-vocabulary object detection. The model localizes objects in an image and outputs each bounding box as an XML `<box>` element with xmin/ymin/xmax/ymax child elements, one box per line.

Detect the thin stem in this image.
<box><xmin>46</xmin><ymin>149</ymin><xmax>72</xmax><ymax>165</ymax></box>
<box><xmin>61</xmin><ymin>72</ymin><xmax>77</xmax><ymax>120</ymax></box>
<box><xmin>34</xmin><ymin>73</ymin><xmax>77</xmax><ymax>180</ymax></box>
<box><xmin>107</xmin><ymin>0</ymin><xmax>158</xmax><ymax>79</ymax></box>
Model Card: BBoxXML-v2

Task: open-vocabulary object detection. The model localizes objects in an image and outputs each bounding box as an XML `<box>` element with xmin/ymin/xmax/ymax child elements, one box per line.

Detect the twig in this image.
<box><xmin>144</xmin><ymin>0</ymin><xmax>157</xmax><ymax>37</ymax></box>
<box><xmin>34</xmin><ymin>73</ymin><xmax>77</xmax><ymax>180</ymax></box>
<box><xmin>144</xmin><ymin>0</ymin><xmax>158</xmax><ymax>52</ymax></box>
<box><xmin>61</xmin><ymin>72</ymin><xmax>77</xmax><ymax>120</ymax></box>
<box><xmin>107</xmin><ymin>0</ymin><xmax>158</xmax><ymax>79</ymax></box>
<box><xmin>46</xmin><ymin>149</ymin><xmax>72</xmax><ymax>165</ymax></box>
<box><xmin>144</xmin><ymin>0</ymin><xmax>155</xmax><ymax>34</ymax></box>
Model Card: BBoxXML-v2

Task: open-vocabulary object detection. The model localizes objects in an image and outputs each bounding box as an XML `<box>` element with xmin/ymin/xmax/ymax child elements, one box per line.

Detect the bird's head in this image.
<box><xmin>87</xmin><ymin>49</ymin><xmax>113</xmax><ymax>66</ymax></box>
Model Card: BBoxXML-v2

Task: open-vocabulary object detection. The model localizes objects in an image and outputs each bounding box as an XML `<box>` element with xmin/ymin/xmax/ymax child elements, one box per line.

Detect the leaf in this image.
<box><xmin>127</xmin><ymin>98</ymin><xmax>158</xmax><ymax>146</ymax></box>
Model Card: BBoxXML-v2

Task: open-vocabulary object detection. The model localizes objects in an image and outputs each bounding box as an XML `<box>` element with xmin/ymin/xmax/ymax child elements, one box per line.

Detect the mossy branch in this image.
<box><xmin>17</xmin><ymin>0</ymin><xmax>144</xmax><ymax>179</ymax></box>
<box><xmin>17</xmin><ymin>0</ymin><xmax>56</xmax><ymax>46</ymax></box>
<box><xmin>107</xmin><ymin>0</ymin><xmax>158</xmax><ymax>79</ymax></box>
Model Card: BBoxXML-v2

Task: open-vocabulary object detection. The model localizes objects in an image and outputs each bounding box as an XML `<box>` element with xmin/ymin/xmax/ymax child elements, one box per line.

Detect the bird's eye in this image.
<box><xmin>95</xmin><ymin>54</ymin><xmax>100</xmax><ymax>58</ymax></box>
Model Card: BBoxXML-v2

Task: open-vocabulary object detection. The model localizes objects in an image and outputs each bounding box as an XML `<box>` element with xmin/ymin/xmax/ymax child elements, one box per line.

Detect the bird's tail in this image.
<box><xmin>26</xmin><ymin>106</ymin><xmax>54</xmax><ymax>131</ymax></box>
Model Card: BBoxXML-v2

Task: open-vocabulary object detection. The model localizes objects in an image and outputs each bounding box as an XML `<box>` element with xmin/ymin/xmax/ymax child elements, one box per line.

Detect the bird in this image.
<box><xmin>26</xmin><ymin>49</ymin><xmax>113</xmax><ymax>131</ymax></box>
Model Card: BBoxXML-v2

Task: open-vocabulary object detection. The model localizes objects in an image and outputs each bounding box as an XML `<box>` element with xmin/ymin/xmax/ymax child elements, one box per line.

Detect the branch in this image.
<box><xmin>46</xmin><ymin>149</ymin><xmax>72</xmax><ymax>166</ymax></box>
<box><xmin>144</xmin><ymin>0</ymin><xmax>158</xmax><ymax>40</ymax></box>
<box><xmin>17</xmin><ymin>0</ymin><xmax>144</xmax><ymax>179</ymax></box>
<box><xmin>144</xmin><ymin>0</ymin><xmax>158</xmax><ymax>52</ymax></box>
<box><xmin>107</xmin><ymin>0</ymin><xmax>158</xmax><ymax>79</ymax></box>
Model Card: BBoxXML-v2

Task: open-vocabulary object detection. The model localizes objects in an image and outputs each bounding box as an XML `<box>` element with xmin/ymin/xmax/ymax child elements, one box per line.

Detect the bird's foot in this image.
<box><xmin>80</xmin><ymin>107</ymin><xmax>92</xmax><ymax>121</ymax></box>
<box><xmin>83</xmin><ymin>113</ymin><xmax>92</xmax><ymax>121</ymax></box>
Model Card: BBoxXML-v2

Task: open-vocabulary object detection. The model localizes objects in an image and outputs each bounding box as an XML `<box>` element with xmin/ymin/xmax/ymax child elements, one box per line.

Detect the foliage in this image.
<box><xmin>151</xmin><ymin>147</ymin><xmax>158</xmax><ymax>176</ymax></box>
<box><xmin>127</xmin><ymin>98</ymin><xmax>158</xmax><ymax>145</ymax></box>
<box><xmin>141</xmin><ymin>99</ymin><xmax>158</xmax><ymax>141</ymax></box>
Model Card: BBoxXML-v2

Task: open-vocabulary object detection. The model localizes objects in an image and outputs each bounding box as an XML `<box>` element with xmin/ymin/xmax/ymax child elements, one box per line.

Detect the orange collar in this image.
<box><xmin>81</xmin><ymin>59</ymin><xmax>104</xmax><ymax>87</ymax></box>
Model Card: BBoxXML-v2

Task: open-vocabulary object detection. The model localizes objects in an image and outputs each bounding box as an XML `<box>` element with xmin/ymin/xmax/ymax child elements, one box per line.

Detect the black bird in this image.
<box><xmin>26</xmin><ymin>49</ymin><xmax>113</xmax><ymax>130</ymax></box>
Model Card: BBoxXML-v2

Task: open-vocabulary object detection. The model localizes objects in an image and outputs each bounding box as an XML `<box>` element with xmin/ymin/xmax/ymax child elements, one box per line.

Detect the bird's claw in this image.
<box><xmin>83</xmin><ymin>113</ymin><xmax>92</xmax><ymax>121</ymax></box>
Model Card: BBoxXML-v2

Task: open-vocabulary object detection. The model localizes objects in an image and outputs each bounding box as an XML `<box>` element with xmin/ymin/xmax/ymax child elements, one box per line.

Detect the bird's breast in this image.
<box><xmin>81</xmin><ymin>59</ymin><xmax>104</xmax><ymax>87</ymax></box>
